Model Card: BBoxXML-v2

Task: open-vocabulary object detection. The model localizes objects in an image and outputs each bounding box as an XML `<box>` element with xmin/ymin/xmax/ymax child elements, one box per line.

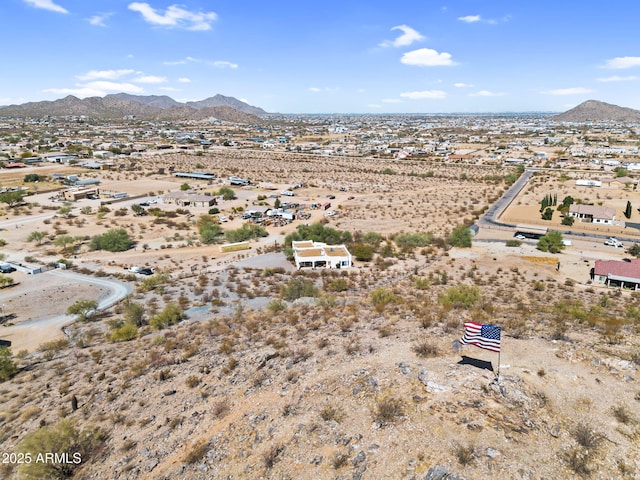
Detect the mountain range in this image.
<box><xmin>0</xmin><ymin>94</ymin><xmax>268</xmax><ymax>123</ymax></box>
<box><xmin>552</xmin><ymin>100</ymin><xmax>640</xmax><ymax>123</ymax></box>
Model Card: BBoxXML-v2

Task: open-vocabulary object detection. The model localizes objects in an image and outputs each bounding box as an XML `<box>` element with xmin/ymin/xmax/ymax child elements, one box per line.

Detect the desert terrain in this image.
<box><xmin>0</xmin><ymin>148</ymin><xmax>639</xmax><ymax>479</ymax></box>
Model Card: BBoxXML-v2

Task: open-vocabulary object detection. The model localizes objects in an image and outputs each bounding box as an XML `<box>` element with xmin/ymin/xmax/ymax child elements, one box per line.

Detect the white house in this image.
<box><xmin>568</xmin><ymin>205</ymin><xmax>616</xmax><ymax>224</ymax></box>
<box><xmin>292</xmin><ymin>241</ymin><xmax>352</xmax><ymax>269</ymax></box>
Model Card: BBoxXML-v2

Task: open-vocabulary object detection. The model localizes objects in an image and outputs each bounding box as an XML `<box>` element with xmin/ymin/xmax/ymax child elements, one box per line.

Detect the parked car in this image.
<box><xmin>328</xmin><ymin>195</ymin><xmax>336</xmax><ymax>199</ymax></box>
<box><xmin>514</xmin><ymin>234</ymin><xmax>526</xmax><ymax>240</ymax></box>
<box><xmin>347</xmin><ymin>196</ymin><xmax>355</xmax><ymax>200</ymax></box>
<box><xmin>138</xmin><ymin>268</ymin><xmax>154</xmax><ymax>275</ymax></box>
<box><xmin>604</xmin><ymin>238</ymin><xmax>623</xmax><ymax>247</ymax></box>
<box><xmin>0</xmin><ymin>264</ymin><xmax>16</xmax><ymax>273</ymax></box>
<box><xmin>219</xmin><ymin>216</ymin><xmax>228</xmax><ymax>223</ymax></box>
<box><xmin>324</xmin><ymin>210</ymin><xmax>336</xmax><ymax>217</ymax></box>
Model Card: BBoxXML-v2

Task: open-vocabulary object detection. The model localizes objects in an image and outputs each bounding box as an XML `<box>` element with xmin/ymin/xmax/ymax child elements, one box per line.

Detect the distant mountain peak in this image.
<box><xmin>0</xmin><ymin>93</ymin><xmax>268</xmax><ymax>122</ymax></box>
<box><xmin>553</xmin><ymin>100</ymin><xmax>640</xmax><ymax>123</ymax></box>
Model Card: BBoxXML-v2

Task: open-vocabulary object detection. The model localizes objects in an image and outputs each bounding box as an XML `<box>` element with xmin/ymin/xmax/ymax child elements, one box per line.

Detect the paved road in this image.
<box><xmin>1</xmin><ymin>269</ymin><xmax>131</xmax><ymax>350</ymax></box>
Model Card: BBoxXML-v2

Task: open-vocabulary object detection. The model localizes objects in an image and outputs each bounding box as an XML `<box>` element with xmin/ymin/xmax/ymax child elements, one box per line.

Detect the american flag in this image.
<box><xmin>459</xmin><ymin>322</ymin><xmax>501</xmax><ymax>352</ymax></box>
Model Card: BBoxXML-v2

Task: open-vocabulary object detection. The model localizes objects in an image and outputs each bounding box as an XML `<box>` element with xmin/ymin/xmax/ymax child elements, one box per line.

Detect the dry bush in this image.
<box><xmin>374</xmin><ymin>395</ymin><xmax>405</xmax><ymax>425</ymax></box>
<box><xmin>572</xmin><ymin>423</ymin><xmax>603</xmax><ymax>449</ymax></box>
<box><xmin>184</xmin><ymin>439</ymin><xmax>208</xmax><ymax>464</ymax></box>
<box><xmin>454</xmin><ymin>442</ymin><xmax>476</xmax><ymax>466</ymax></box>
<box><xmin>263</xmin><ymin>444</ymin><xmax>285</xmax><ymax>469</ymax></box>
<box><xmin>320</xmin><ymin>405</ymin><xmax>344</xmax><ymax>423</ymax></box>
<box><xmin>412</xmin><ymin>339</ymin><xmax>440</xmax><ymax>358</ymax></box>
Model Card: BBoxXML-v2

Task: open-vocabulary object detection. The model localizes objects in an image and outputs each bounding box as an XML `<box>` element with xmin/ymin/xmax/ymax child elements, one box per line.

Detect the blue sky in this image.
<box><xmin>2</xmin><ymin>0</ymin><xmax>640</xmax><ymax>113</ymax></box>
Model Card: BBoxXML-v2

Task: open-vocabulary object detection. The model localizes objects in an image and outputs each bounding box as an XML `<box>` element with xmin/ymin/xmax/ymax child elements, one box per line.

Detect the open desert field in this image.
<box><xmin>0</xmin><ymin>150</ymin><xmax>639</xmax><ymax>480</ymax></box>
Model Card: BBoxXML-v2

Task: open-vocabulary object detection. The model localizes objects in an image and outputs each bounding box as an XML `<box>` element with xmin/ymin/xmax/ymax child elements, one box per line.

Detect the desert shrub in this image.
<box><xmin>149</xmin><ymin>303</ymin><xmax>185</xmax><ymax>330</ymax></box>
<box><xmin>184</xmin><ymin>439</ymin><xmax>208</xmax><ymax>464</ymax></box>
<box><xmin>0</xmin><ymin>347</ymin><xmax>17</xmax><ymax>381</ymax></box>
<box><xmin>320</xmin><ymin>405</ymin><xmax>344</xmax><ymax>422</ymax></box>
<box><xmin>537</xmin><ymin>231</ymin><xmax>565</xmax><ymax>253</ymax></box>
<box><xmin>454</xmin><ymin>442</ymin><xmax>476</xmax><ymax>466</ymax></box>
<box><xmin>374</xmin><ymin>395</ymin><xmax>405</xmax><ymax>425</ymax></box>
<box><xmin>370</xmin><ymin>287</ymin><xmax>398</xmax><ymax>312</ymax></box>
<box><xmin>109</xmin><ymin>323</ymin><xmax>138</xmax><ymax>342</ymax></box>
<box><xmin>412</xmin><ymin>339</ymin><xmax>440</xmax><ymax>358</ymax></box>
<box><xmin>327</xmin><ymin>278</ymin><xmax>349</xmax><ymax>292</ymax></box>
<box><xmin>280</xmin><ymin>277</ymin><xmax>319</xmax><ymax>300</ymax></box>
<box><xmin>263</xmin><ymin>444</ymin><xmax>284</xmax><ymax>469</ymax></box>
<box><xmin>89</xmin><ymin>228</ymin><xmax>133</xmax><ymax>252</ymax></box>
<box><xmin>393</xmin><ymin>232</ymin><xmax>432</xmax><ymax>249</ymax></box>
<box><xmin>138</xmin><ymin>270</ymin><xmax>170</xmax><ymax>293</ymax></box>
<box><xmin>563</xmin><ymin>447</ymin><xmax>592</xmax><ymax>475</ymax></box>
<box><xmin>267</xmin><ymin>298</ymin><xmax>287</xmax><ymax>312</ymax></box>
<box><xmin>17</xmin><ymin>419</ymin><xmax>107</xmax><ymax>479</ymax></box>
<box><xmin>448</xmin><ymin>225</ymin><xmax>472</xmax><ymax>248</ymax></box>
<box><xmin>350</xmin><ymin>243</ymin><xmax>374</xmax><ymax>261</ymax></box>
<box><xmin>284</xmin><ymin>222</ymin><xmax>351</xmax><ymax>247</ymax></box>
<box><xmin>66</xmin><ymin>299</ymin><xmax>98</xmax><ymax>322</ymax></box>
<box><xmin>611</xmin><ymin>404</ymin><xmax>634</xmax><ymax>424</ymax></box>
<box><xmin>225</xmin><ymin>222</ymin><xmax>268</xmax><ymax>243</ymax></box>
<box><xmin>572</xmin><ymin>423</ymin><xmax>602</xmax><ymax>449</ymax></box>
<box><xmin>414</xmin><ymin>277</ymin><xmax>430</xmax><ymax>290</ymax></box>
<box><xmin>505</xmin><ymin>239</ymin><xmax>522</xmax><ymax>247</ymax></box>
<box><xmin>438</xmin><ymin>284</ymin><xmax>481</xmax><ymax>309</ymax></box>
<box><xmin>185</xmin><ymin>375</ymin><xmax>201</xmax><ymax>388</ymax></box>
<box><xmin>218</xmin><ymin>186</ymin><xmax>236</xmax><ymax>200</ymax></box>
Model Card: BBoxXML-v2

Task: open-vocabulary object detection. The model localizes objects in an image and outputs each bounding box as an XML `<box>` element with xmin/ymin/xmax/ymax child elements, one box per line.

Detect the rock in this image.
<box><xmin>369</xmin><ymin>376</ymin><xmax>378</xmax><ymax>387</ymax></box>
<box><xmin>352</xmin><ymin>451</ymin><xmax>366</xmax><ymax>466</ymax></box>
<box><xmin>353</xmin><ymin>466</ymin><xmax>367</xmax><ymax>480</ymax></box>
<box><xmin>398</xmin><ymin>362</ymin><xmax>411</xmax><ymax>374</ymax></box>
<box><xmin>417</xmin><ymin>369</ymin><xmax>429</xmax><ymax>386</ymax></box>
<box><xmin>486</xmin><ymin>447</ymin><xmax>501</xmax><ymax>458</ymax></box>
<box><xmin>310</xmin><ymin>455</ymin><xmax>323</xmax><ymax>465</ymax></box>
<box><xmin>423</xmin><ymin>465</ymin><xmax>449</xmax><ymax>480</ymax></box>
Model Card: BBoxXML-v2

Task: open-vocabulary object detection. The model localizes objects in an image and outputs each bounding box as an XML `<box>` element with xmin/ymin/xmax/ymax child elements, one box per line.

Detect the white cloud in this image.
<box><xmin>128</xmin><ymin>2</ymin><xmax>217</xmax><ymax>31</ymax></box>
<box><xmin>458</xmin><ymin>15</ymin><xmax>481</xmax><ymax>23</ymax></box>
<box><xmin>454</xmin><ymin>82</ymin><xmax>474</xmax><ymax>88</ymax></box>
<box><xmin>23</xmin><ymin>0</ymin><xmax>68</xmax><ymax>14</ymax></box>
<box><xmin>597</xmin><ymin>75</ymin><xmax>638</xmax><ymax>82</ymax></box>
<box><xmin>44</xmin><ymin>81</ymin><xmax>144</xmax><ymax>97</ymax></box>
<box><xmin>367</xmin><ymin>104</ymin><xmax>383</xmax><ymax>109</ymax></box>
<box><xmin>309</xmin><ymin>87</ymin><xmax>339</xmax><ymax>93</ymax></box>
<box><xmin>133</xmin><ymin>75</ymin><xmax>167</xmax><ymax>84</ymax></box>
<box><xmin>379</xmin><ymin>25</ymin><xmax>425</xmax><ymax>48</ymax></box>
<box><xmin>400</xmin><ymin>90</ymin><xmax>447</xmax><ymax>100</ymax></box>
<box><xmin>178</xmin><ymin>77</ymin><xmax>191</xmax><ymax>83</ymax></box>
<box><xmin>213</xmin><ymin>61</ymin><xmax>238</xmax><ymax>69</ymax></box>
<box><xmin>76</xmin><ymin>69</ymin><xmax>135</xmax><ymax>81</ymax></box>
<box><xmin>88</xmin><ymin>13</ymin><xmax>113</xmax><ymax>27</ymax></box>
<box><xmin>469</xmin><ymin>90</ymin><xmax>506</xmax><ymax>97</ymax></box>
<box><xmin>382</xmin><ymin>98</ymin><xmax>402</xmax><ymax>103</ymax></box>
<box><xmin>543</xmin><ymin>87</ymin><xmax>594</xmax><ymax>95</ymax></box>
<box><xmin>602</xmin><ymin>56</ymin><xmax>640</xmax><ymax>69</ymax></box>
<box><xmin>401</xmin><ymin>48</ymin><xmax>456</xmax><ymax>67</ymax></box>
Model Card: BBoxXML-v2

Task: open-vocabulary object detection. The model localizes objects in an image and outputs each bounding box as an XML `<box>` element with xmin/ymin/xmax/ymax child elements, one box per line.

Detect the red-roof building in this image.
<box><xmin>3</xmin><ymin>162</ymin><xmax>27</xmax><ymax>168</ymax></box>
<box><xmin>593</xmin><ymin>258</ymin><xmax>640</xmax><ymax>289</ymax></box>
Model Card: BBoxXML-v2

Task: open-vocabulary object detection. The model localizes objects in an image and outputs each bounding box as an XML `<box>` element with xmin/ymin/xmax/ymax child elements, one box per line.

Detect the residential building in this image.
<box><xmin>568</xmin><ymin>205</ymin><xmax>616</xmax><ymax>224</ymax></box>
<box><xmin>292</xmin><ymin>240</ymin><xmax>352</xmax><ymax>269</ymax></box>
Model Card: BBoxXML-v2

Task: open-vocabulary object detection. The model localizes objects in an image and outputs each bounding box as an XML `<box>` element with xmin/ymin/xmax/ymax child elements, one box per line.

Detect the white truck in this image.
<box><xmin>604</xmin><ymin>237</ymin><xmax>623</xmax><ymax>247</ymax></box>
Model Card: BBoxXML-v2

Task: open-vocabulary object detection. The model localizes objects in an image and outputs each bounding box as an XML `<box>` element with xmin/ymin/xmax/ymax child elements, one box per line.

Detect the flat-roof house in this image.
<box><xmin>593</xmin><ymin>259</ymin><xmax>640</xmax><ymax>289</ymax></box>
<box><xmin>292</xmin><ymin>240</ymin><xmax>352</xmax><ymax>269</ymax></box>
<box><xmin>163</xmin><ymin>190</ymin><xmax>216</xmax><ymax>207</ymax></box>
<box><xmin>568</xmin><ymin>205</ymin><xmax>616</xmax><ymax>224</ymax></box>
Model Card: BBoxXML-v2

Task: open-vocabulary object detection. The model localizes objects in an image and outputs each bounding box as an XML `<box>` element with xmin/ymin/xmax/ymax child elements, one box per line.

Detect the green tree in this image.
<box><xmin>54</xmin><ymin>234</ymin><xmax>76</xmax><ymax>254</ymax></box>
<box><xmin>218</xmin><ymin>186</ymin><xmax>236</xmax><ymax>200</ymax></box>
<box><xmin>561</xmin><ymin>216</ymin><xmax>575</xmax><ymax>226</ymax></box>
<box><xmin>542</xmin><ymin>207</ymin><xmax>554</xmax><ymax>221</ymax></box>
<box><xmin>131</xmin><ymin>204</ymin><xmax>146</xmax><ymax>216</ymax></box>
<box><xmin>537</xmin><ymin>231</ymin><xmax>565</xmax><ymax>253</ymax></box>
<box><xmin>625</xmin><ymin>201</ymin><xmax>632</xmax><ymax>219</ymax></box>
<box><xmin>27</xmin><ymin>230</ymin><xmax>47</xmax><ymax>245</ymax></box>
<box><xmin>180</xmin><ymin>182</ymin><xmax>190</xmax><ymax>191</ymax></box>
<box><xmin>351</xmin><ymin>243</ymin><xmax>374</xmax><ymax>261</ymax></box>
<box><xmin>0</xmin><ymin>346</ymin><xmax>18</xmax><ymax>381</ymax></box>
<box><xmin>225</xmin><ymin>222</ymin><xmax>268</xmax><ymax>243</ymax></box>
<box><xmin>23</xmin><ymin>173</ymin><xmax>41</xmax><ymax>182</ymax></box>
<box><xmin>448</xmin><ymin>225</ymin><xmax>472</xmax><ymax>248</ymax></box>
<box><xmin>627</xmin><ymin>243</ymin><xmax>640</xmax><ymax>258</ymax></box>
<box><xmin>274</xmin><ymin>197</ymin><xmax>281</xmax><ymax>209</ymax></box>
<box><xmin>122</xmin><ymin>299</ymin><xmax>145</xmax><ymax>326</ymax></box>
<box><xmin>89</xmin><ymin>228</ymin><xmax>134</xmax><ymax>252</ymax></box>
<box><xmin>0</xmin><ymin>190</ymin><xmax>25</xmax><ymax>207</ymax></box>
<box><xmin>66</xmin><ymin>299</ymin><xmax>99</xmax><ymax>322</ymax></box>
<box><xmin>197</xmin><ymin>214</ymin><xmax>223</xmax><ymax>244</ymax></box>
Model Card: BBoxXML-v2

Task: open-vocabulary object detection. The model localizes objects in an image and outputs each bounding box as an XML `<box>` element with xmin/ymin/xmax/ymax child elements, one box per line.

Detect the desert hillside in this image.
<box><xmin>0</xmin><ymin>148</ymin><xmax>639</xmax><ymax>479</ymax></box>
